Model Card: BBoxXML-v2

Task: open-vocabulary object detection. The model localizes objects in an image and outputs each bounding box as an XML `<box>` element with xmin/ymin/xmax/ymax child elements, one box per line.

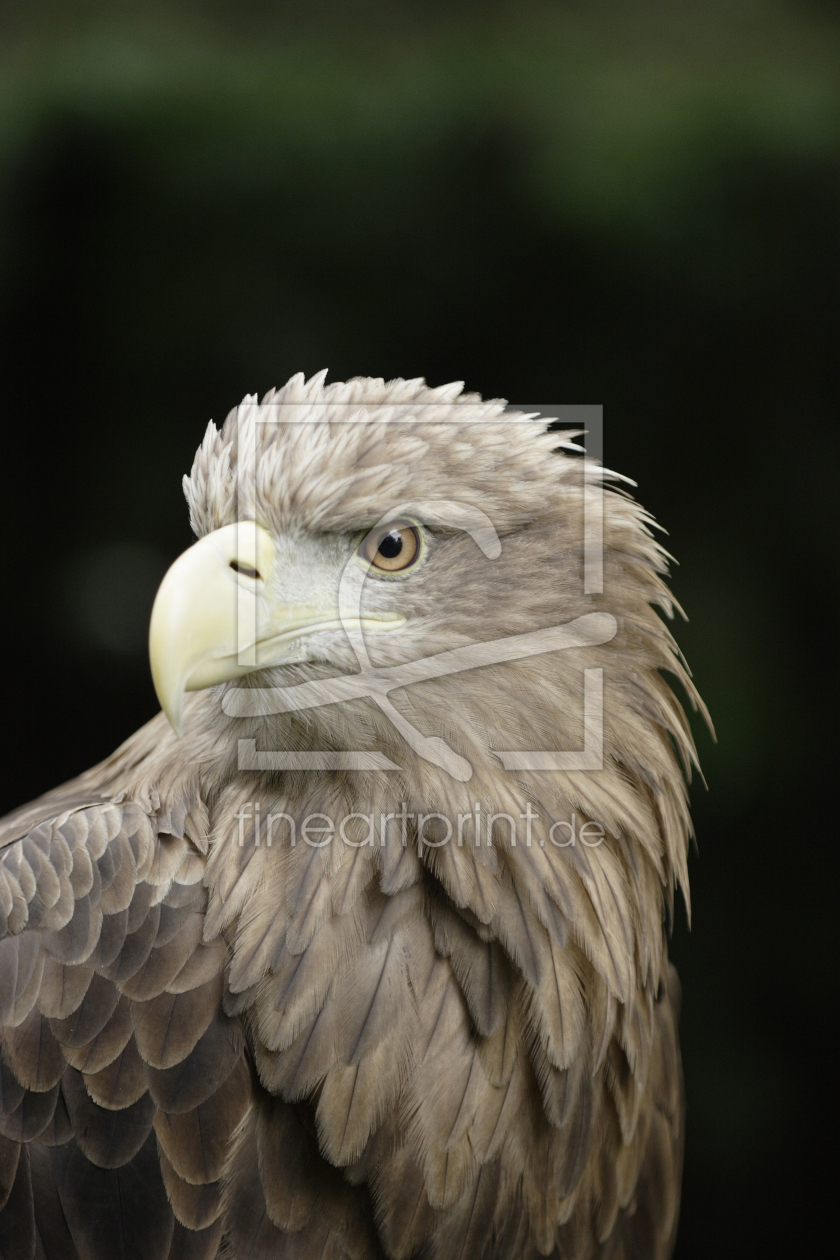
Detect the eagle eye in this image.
<box><xmin>359</xmin><ymin>522</ymin><xmax>422</xmax><ymax>574</ymax></box>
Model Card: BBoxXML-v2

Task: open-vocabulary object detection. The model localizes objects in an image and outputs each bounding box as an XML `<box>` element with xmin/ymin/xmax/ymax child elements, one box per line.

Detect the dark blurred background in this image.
<box><xmin>0</xmin><ymin>1</ymin><xmax>836</xmax><ymax>1255</ymax></box>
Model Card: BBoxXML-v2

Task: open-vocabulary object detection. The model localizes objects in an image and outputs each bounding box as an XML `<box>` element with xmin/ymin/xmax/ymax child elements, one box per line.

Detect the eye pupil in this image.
<box><xmin>377</xmin><ymin>531</ymin><xmax>403</xmax><ymax>559</ymax></box>
<box><xmin>359</xmin><ymin>522</ymin><xmax>422</xmax><ymax>573</ymax></box>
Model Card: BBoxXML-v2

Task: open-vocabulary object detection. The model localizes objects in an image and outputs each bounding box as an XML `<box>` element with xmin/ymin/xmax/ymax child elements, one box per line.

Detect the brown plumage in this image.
<box><xmin>0</xmin><ymin>372</ymin><xmax>707</xmax><ymax>1259</ymax></box>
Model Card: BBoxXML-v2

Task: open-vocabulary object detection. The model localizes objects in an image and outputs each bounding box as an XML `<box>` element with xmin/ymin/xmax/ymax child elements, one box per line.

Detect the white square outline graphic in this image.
<box><xmin>228</xmin><ymin>401</ymin><xmax>609</xmax><ymax>779</ymax></box>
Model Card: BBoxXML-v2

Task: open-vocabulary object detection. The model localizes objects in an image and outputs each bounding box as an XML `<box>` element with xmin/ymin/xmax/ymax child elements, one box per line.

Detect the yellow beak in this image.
<box><xmin>150</xmin><ymin>521</ymin><xmax>407</xmax><ymax>736</ymax></box>
<box><xmin>149</xmin><ymin>523</ymin><xmax>284</xmax><ymax>735</ymax></box>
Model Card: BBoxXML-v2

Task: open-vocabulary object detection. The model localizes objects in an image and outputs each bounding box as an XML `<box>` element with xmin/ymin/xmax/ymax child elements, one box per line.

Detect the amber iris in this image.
<box><xmin>359</xmin><ymin>523</ymin><xmax>421</xmax><ymax>572</ymax></box>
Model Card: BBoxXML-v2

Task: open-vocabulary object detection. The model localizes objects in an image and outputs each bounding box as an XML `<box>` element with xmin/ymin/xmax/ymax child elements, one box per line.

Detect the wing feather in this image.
<box><xmin>0</xmin><ymin>1133</ymin><xmax>20</xmax><ymax>1211</ymax></box>
<box><xmin>87</xmin><ymin>910</ymin><xmax>129</xmax><ymax>970</ymax></box>
<box><xmin>37</xmin><ymin>1090</ymin><xmax>73</xmax><ymax>1148</ymax></box>
<box><xmin>158</xmin><ymin>1150</ymin><xmax>221</xmax><ymax>1231</ymax></box>
<box><xmin>1</xmin><ymin>796</ymin><xmax>234</xmax><ymax>1260</ymax></box>
<box><xmin>428</xmin><ymin>895</ymin><xmax>510</xmax><ymax>1038</ymax></box>
<box><xmin>153</xmin><ymin>1057</ymin><xmax>250</xmax><ymax>1186</ymax></box>
<box><xmin>118</xmin><ymin>913</ymin><xmax>204</xmax><ymax>1003</ymax></box>
<box><xmin>47</xmin><ymin>974</ymin><xmax>121</xmax><ymax>1050</ymax></box>
<box><xmin>28</xmin><ymin>1142</ymin><xmax>79</xmax><ymax>1260</ymax></box>
<box><xmin>144</xmin><ymin>1013</ymin><xmax>243</xmax><ymax>1115</ymax></box>
<box><xmin>165</xmin><ymin>1219</ymin><xmax>223</xmax><ymax>1260</ymax></box>
<box><xmin>1</xmin><ymin>1006</ymin><xmax>65</xmax><ymax>1092</ymax></box>
<box><xmin>0</xmin><ymin>1143</ymin><xmax>34</xmax><ymax>1260</ymax></box>
<box><xmin>61</xmin><ymin>1068</ymin><xmax>154</xmax><ymax>1168</ymax></box>
<box><xmin>37</xmin><ymin>962</ymin><xmax>95</xmax><ymax>1023</ymax></box>
<box><xmin>82</xmin><ymin>1038</ymin><xmax>148</xmax><ymax>1110</ymax></box>
<box><xmin>371</xmin><ymin>1144</ymin><xmax>437</xmax><ymax>1260</ymax></box>
<box><xmin>0</xmin><ymin>1078</ymin><xmax>59</xmax><ymax>1144</ymax></box>
<box><xmin>131</xmin><ymin>973</ymin><xmax>223</xmax><ymax>1071</ymax></box>
<box><xmin>221</xmin><ymin>1102</ymin><xmax>298</xmax><ymax>1258</ymax></box>
<box><xmin>431</xmin><ymin>1159</ymin><xmax>500</xmax><ymax>1260</ymax></box>
<box><xmin>58</xmin><ymin>996</ymin><xmax>133</xmax><ymax>1076</ymax></box>
<box><xmin>0</xmin><ymin>935</ymin><xmax>42</xmax><ymax>1025</ymax></box>
<box><xmin>101</xmin><ymin>907</ymin><xmax>161</xmax><ymax>987</ymax></box>
<box><xmin>527</xmin><ymin>931</ymin><xmax>586</xmax><ymax>1072</ymax></box>
<box><xmin>51</xmin><ymin>1133</ymin><xmax>174</xmax><ymax>1260</ymax></box>
<box><xmin>252</xmin><ymin>1093</ymin><xmax>319</xmax><ymax>1232</ymax></box>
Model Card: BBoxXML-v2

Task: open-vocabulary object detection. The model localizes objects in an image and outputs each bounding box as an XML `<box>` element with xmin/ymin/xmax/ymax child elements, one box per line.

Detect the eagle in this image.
<box><xmin>0</xmin><ymin>373</ymin><xmax>706</xmax><ymax>1260</ymax></box>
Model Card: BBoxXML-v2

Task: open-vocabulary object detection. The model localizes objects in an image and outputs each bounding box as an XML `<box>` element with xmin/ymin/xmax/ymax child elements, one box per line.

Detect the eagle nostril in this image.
<box><xmin>230</xmin><ymin>560</ymin><xmax>262</xmax><ymax>580</ymax></box>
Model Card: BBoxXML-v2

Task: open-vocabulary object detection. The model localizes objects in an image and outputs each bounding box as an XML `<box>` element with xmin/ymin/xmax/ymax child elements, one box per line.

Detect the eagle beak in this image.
<box><xmin>150</xmin><ymin>521</ymin><xmax>408</xmax><ymax>737</ymax></box>
<box><xmin>149</xmin><ymin>522</ymin><xmax>281</xmax><ymax>736</ymax></box>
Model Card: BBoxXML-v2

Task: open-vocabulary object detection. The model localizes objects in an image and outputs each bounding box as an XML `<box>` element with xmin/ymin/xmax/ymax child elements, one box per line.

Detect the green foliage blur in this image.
<box><xmin>1</xmin><ymin>3</ymin><xmax>836</xmax><ymax>1257</ymax></box>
